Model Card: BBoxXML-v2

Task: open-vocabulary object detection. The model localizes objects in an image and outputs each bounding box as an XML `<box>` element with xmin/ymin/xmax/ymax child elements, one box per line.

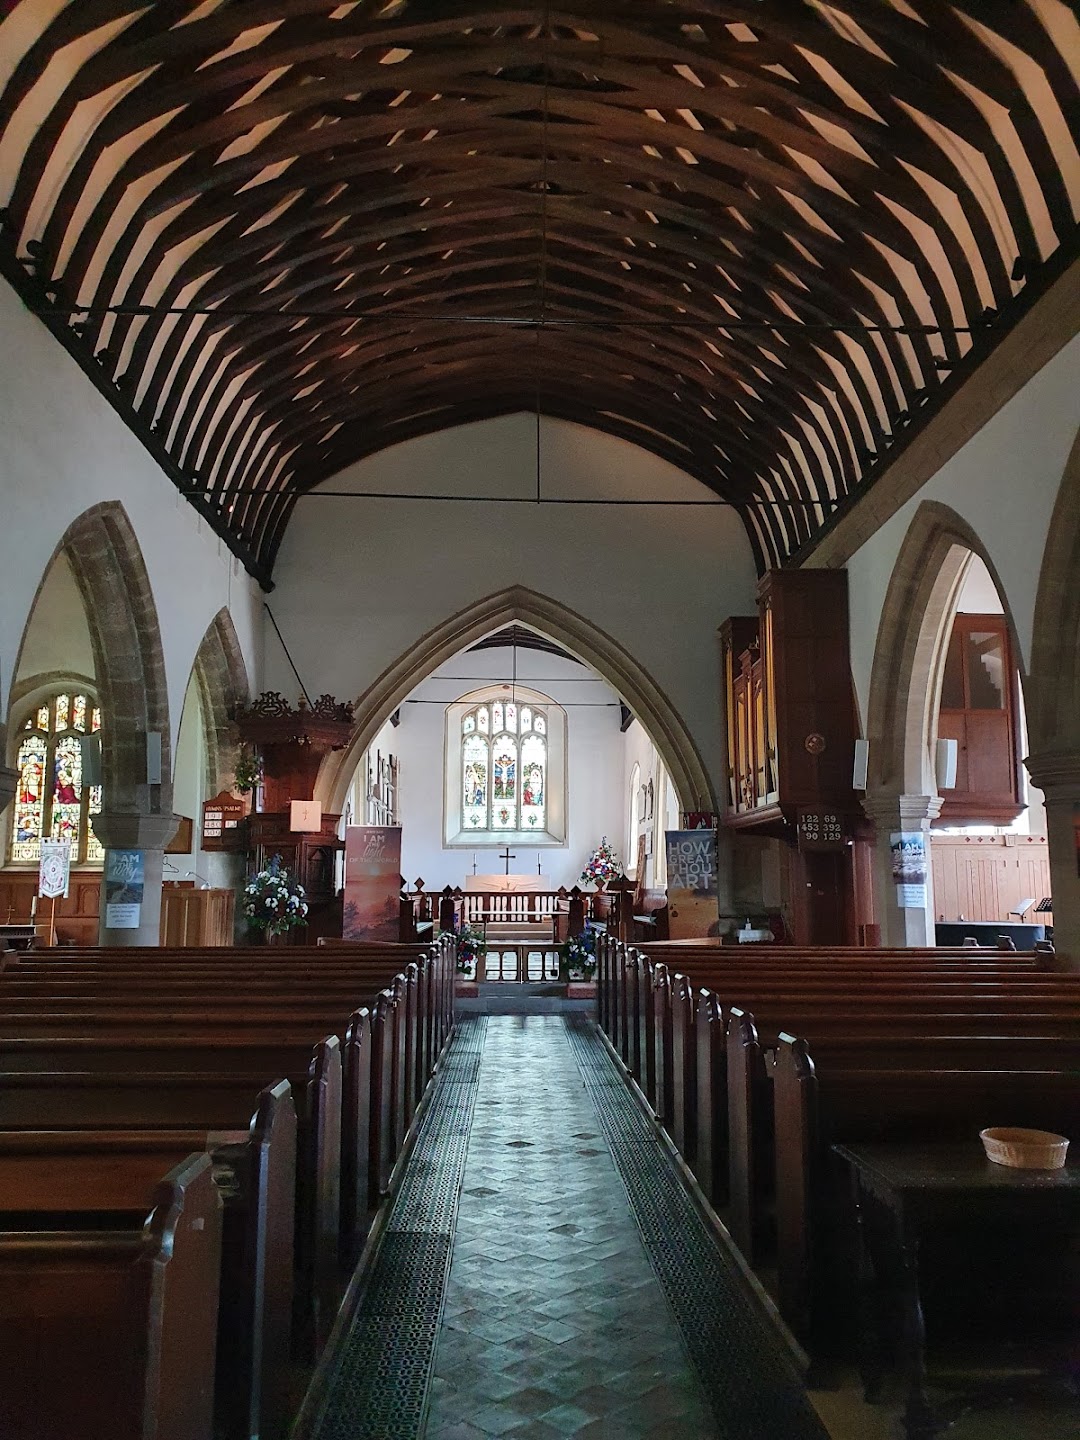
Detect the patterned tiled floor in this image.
<box><xmin>314</xmin><ymin>1015</ymin><xmax>827</xmax><ymax>1440</ymax></box>
<box><xmin>425</xmin><ymin>1016</ymin><xmax>716</xmax><ymax>1439</ymax></box>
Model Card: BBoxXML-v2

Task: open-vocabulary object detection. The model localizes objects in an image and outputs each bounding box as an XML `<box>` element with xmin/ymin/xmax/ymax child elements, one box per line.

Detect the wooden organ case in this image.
<box><xmin>720</xmin><ymin>570</ymin><xmax>872</xmax><ymax>945</ymax></box>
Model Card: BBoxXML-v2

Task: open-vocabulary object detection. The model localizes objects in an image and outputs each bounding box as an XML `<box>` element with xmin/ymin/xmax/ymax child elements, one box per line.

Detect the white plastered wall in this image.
<box><xmin>836</xmin><ymin>331</ymin><xmax>1080</xmax><ymax>724</ymax></box>
<box><xmin>267</xmin><ymin>414</ymin><xmax>758</xmax><ymax>805</ymax></box>
<box><xmin>12</xmin><ymin>553</ymin><xmax>94</xmax><ymax>689</ymax></box>
<box><xmin>622</xmin><ymin>718</ymin><xmax>663</xmax><ymax>887</ymax></box>
<box><xmin>0</xmin><ymin>281</ymin><xmax>263</xmax><ymax>756</ymax></box>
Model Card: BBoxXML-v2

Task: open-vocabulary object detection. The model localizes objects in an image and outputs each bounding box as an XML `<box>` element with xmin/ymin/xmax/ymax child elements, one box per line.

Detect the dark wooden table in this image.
<box><xmin>0</xmin><ymin>923</ymin><xmax>38</xmax><ymax>952</ymax></box>
<box><xmin>833</xmin><ymin>1140</ymin><xmax>1080</xmax><ymax>1439</ymax></box>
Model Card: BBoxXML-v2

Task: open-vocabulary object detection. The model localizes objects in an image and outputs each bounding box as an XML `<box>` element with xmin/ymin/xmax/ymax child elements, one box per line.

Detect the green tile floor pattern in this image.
<box><xmin>425</xmin><ymin>1015</ymin><xmax>716</xmax><ymax>1439</ymax></box>
<box><xmin>314</xmin><ymin>1015</ymin><xmax>829</xmax><ymax>1439</ymax></box>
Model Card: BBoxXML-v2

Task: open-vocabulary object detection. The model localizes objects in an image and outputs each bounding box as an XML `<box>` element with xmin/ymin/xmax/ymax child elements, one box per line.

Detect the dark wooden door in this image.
<box><xmin>803</xmin><ymin>850</ymin><xmax>850</xmax><ymax>947</ymax></box>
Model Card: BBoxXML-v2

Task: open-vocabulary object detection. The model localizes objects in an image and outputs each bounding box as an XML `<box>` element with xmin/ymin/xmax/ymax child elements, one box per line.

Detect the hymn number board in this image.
<box><xmin>797</xmin><ymin>808</ymin><xmax>846</xmax><ymax>850</ymax></box>
<box><xmin>201</xmin><ymin>791</ymin><xmax>246</xmax><ymax>851</ymax></box>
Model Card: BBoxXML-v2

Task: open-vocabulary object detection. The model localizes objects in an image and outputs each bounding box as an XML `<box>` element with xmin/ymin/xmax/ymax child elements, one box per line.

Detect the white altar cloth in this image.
<box><xmin>464</xmin><ymin>874</ymin><xmax>550</xmax><ymax>893</ymax></box>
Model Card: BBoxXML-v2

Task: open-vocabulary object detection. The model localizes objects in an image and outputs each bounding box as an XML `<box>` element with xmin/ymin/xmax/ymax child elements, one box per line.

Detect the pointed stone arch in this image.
<box><xmin>319</xmin><ymin>586</ymin><xmax>715</xmax><ymax>816</ymax></box>
<box><xmin>865</xmin><ymin>500</ymin><xmax>1023</xmax><ymax>800</ymax></box>
<box><xmin>1028</xmin><ymin>422</ymin><xmax>1080</xmax><ymax>755</ymax></box>
<box><xmin>9</xmin><ymin>502</ymin><xmax>172</xmax><ymax>814</ymax></box>
<box><xmin>189</xmin><ymin>608</ymin><xmax>251</xmax><ymax>796</ymax></box>
<box><xmin>1024</xmin><ymin>422</ymin><xmax>1080</xmax><ymax>968</ymax></box>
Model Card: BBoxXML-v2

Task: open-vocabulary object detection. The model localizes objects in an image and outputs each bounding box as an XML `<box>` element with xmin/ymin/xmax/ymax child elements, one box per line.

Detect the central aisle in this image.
<box><xmin>313</xmin><ymin>1016</ymin><xmax>828</xmax><ymax>1440</ymax></box>
<box><xmin>425</xmin><ymin>1016</ymin><xmax>714</xmax><ymax>1438</ymax></box>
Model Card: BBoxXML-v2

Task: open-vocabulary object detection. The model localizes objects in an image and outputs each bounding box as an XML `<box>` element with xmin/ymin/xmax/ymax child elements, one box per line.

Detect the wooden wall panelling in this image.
<box><xmin>930</xmin><ymin>836</ymin><xmax>1050</xmax><ymax>924</ymax></box>
<box><xmin>0</xmin><ymin>870</ymin><xmax>101</xmax><ymax>944</ymax></box>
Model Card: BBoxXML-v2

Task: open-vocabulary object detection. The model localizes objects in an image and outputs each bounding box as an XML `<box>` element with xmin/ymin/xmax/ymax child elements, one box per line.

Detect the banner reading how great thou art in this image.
<box><xmin>343</xmin><ymin>826</ymin><xmax>402</xmax><ymax>941</ymax></box>
<box><xmin>665</xmin><ymin>829</ymin><xmax>720</xmax><ymax>939</ymax></box>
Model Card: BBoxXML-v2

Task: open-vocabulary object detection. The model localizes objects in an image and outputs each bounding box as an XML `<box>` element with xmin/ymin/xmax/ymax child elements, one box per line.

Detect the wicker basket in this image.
<box><xmin>980</xmin><ymin>1127</ymin><xmax>1070</xmax><ymax>1170</ymax></box>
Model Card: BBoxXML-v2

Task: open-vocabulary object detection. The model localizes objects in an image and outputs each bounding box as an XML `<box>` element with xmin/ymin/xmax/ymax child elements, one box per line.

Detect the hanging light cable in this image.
<box><xmin>535</xmin><ymin>2</ymin><xmax>551</xmax><ymax>506</ymax></box>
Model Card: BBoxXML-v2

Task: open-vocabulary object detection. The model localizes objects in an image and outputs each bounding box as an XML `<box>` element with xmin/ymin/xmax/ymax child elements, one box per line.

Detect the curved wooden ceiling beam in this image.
<box><xmin>0</xmin><ymin>0</ymin><xmax>1075</xmax><ymax>576</ymax></box>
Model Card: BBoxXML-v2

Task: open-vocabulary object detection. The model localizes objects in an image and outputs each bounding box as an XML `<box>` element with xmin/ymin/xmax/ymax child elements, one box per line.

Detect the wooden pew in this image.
<box><xmin>0</xmin><ymin>1078</ymin><xmax>296</xmax><ymax>1440</ymax></box>
<box><xmin>0</xmin><ymin>1151</ymin><xmax>221</xmax><ymax>1440</ymax></box>
<box><xmin>597</xmin><ymin>938</ymin><xmax>1052</xmax><ymax>1080</ymax></box>
<box><xmin>649</xmin><ymin>972</ymin><xmax>1079</xmax><ymax>1146</ymax></box>
<box><xmin>600</xmin><ymin>940</ymin><xmax>1080</xmax><ymax>1389</ymax></box>
<box><xmin>0</xmin><ymin>938</ymin><xmax>454</xmax><ymax>1436</ymax></box>
<box><xmin>771</xmin><ymin>1036</ymin><xmax>1080</xmax><ymax>1352</ymax></box>
<box><xmin>0</xmin><ymin>1035</ymin><xmax>342</xmax><ymax>1358</ymax></box>
<box><xmin>600</xmin><ymin>944</ymin><xmax>1079</xmax><ymax>1256</ymax></box>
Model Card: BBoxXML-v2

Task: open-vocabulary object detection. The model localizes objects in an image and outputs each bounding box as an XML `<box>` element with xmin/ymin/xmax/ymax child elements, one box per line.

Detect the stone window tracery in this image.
<box><xmin>461</xmin><ymin>700</ymin><xmax>547</xmax><ymax>834</ymax></box>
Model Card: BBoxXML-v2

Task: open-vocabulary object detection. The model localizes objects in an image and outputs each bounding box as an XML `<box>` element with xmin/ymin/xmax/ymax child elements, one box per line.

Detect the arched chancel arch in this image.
<box><xmin>8</xmin><ymin>502</ymin><xmax>172</xmax><ymax>816</ymax></box>
<box><xmin>319</xmin><ymin>587</ymin><xmax>714</xmax><ymax>819</ymax></box>
<box><xmin>1025</xmin><ymin>422</ymin><xmax>1080</xmax><ymax>969</ymax></box>
<box><xmin>189</xmin><ymin>608</ymin><xmax>251</xmax><ymax>798</ymax></box>
<box><xmin>865</xmin><ymin>501</ymin><xmax>1026</xmax><ymax>801</ymax></box>
<box><xmin>1028</xmin><ymin>422</ymin><xmax>1080</xmax><ymax>754</ymax></box>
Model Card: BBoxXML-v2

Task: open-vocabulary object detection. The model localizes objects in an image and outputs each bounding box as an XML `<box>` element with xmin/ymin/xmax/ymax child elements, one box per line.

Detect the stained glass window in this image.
<box><xmin>9</xmin><ymin>691</ymin><xmax>105</xmax><ymax>864</ymax></box>
<box><xmin>462</xmin><ymin>734</ymin><xmax>488</xmax><ymax>831</ymax></box>
<box><xmin>459</xmin><ymin>700</ymin><xmax>547</xmax><ymax>835</ymax></box>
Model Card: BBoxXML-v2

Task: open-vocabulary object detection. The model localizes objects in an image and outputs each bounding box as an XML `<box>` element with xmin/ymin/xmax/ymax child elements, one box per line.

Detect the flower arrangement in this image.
<box><xmin>579</xmin><ymin>836</ymin><xmax>621</xmax><ymax>887</ymax></box>
<box><xmin>560</xmin><ymin>926</ymin><xmax>598</xmax><ymax>980</ymax></box>
<box><xmin>233</xmin><ymin>746</ymin><xmax>263</xmax><ymax>795</ymax></box>
<box><xmin>439</xmin><ymin>922</ymin><xmax>488</xmax><ymax>976</ymax></box>
<box><xmin>243</xmin><ymin>854</ymin><xmax>308</xmax><ymax>937</ymax></box>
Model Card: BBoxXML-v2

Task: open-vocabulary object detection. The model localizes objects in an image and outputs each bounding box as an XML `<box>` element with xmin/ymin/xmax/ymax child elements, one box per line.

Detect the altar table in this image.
<box><xmin>464</xmin><ymin>874</ymin><xmax>550</xmax><ymax>893</ymax></box>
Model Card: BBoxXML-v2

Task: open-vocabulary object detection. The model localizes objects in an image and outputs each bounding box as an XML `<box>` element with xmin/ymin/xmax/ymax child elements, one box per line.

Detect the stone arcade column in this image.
<box><xmin>92</xmin><ymin>812</ymin><xmax>179</xmax><ymax>947</ymax></box>
<box><xmin>0</xmin><ymin>764</ymin><xmax>16</xmax><ymax>818</ymax></box>
<box><xmin>861</xmin><ymin>792</ymin><xmax>942</xmax><ymax>947</ymax></box>
<box><xmin>1024</xmin><ymin>751</ymin><xmax>1080</xmax><ymax>972</ymax></box>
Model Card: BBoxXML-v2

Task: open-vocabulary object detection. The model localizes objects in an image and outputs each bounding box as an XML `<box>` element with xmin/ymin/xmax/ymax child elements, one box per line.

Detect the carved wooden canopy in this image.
<box><xmin>0</xmin><ymin>2</ymin><xmax>1077</xmax><ymax>581</ymax></box>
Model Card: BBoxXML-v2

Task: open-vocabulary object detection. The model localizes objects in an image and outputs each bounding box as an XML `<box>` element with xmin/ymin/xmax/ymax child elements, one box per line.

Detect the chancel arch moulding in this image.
<box><xmin>319</xmin><ymin>586</ymin><xmax>715</xmax><ymax>819</ymax></box>
<box><xmin>1028</xmin><ymin>421</ymin><xmax>1080</xmax><ymax>756</ymax></box>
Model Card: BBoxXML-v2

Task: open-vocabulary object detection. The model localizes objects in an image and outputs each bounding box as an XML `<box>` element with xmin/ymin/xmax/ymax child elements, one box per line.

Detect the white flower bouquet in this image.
<box><xmin>243</xmin><ymin>853</ymin><xmax>308</xmax><ymax>937</ymax></box>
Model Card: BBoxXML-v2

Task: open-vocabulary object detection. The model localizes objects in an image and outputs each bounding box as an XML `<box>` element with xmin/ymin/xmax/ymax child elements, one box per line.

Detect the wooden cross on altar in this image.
<box><xmin>499</xmin><ymin>846</ymin><xmax>516</xmax><ymax>875</ymax></box>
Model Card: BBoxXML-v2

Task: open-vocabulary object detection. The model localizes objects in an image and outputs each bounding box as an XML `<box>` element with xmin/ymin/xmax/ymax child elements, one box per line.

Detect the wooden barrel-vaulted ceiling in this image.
<box><xmin>0</xmin><ymin>2</ymin><xmax>1078</xmax><ymax>582</ymax></box>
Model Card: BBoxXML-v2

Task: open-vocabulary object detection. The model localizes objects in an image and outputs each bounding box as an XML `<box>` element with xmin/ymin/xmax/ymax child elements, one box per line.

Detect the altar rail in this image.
<box><xmin>399</xmin><ymin>880</ymin><xmax>636</xmax><ymax>941</ymax></box>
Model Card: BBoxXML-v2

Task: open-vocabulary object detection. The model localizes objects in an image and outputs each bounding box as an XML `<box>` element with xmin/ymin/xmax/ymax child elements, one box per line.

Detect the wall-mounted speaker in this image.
<box><xmin>936</xmin><ymin>737</ymin><xmax>958</xmax><ymax>791</ymax></box>
<box><xmin>79</xmin><ymin>733</ymin><xmax>102</xmax><ymax>787</ymax></box>
<box><xmin>852</xmin><ymin>738</ymin><xmax>869</xmax><ymax>791</ymax></box>
<box><xmin>146</xmin><ymin>730</ymin><xmax>163</xmax><ymax>786</ymax></box>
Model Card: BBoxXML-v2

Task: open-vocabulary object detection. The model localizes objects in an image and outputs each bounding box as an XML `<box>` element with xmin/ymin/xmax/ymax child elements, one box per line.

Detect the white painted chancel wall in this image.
<box><xmin>344</xmin><ymin>643</ymin><xmax>634</xmax><ymax>891</ymax></box>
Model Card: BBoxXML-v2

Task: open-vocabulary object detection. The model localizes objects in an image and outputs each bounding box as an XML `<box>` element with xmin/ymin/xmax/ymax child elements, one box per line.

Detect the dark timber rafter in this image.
<box><xmin>0</xmin><ymin>1</ymin><xmax>1077</xmax><ymax>581</ymax></box>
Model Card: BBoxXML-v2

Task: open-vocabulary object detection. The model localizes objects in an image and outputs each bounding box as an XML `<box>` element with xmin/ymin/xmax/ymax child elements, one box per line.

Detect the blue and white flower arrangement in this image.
<box><xmin>560</xmin><ymin>926</ymin><xmax>598</xmax><ymax>980</ymax></box>
<box><xmin>243</xmin><ymin>853</ymin><xmax>308</xmax><ymax>937</ymax></box>
<box><xmin>439</xmin><ymin>922</ymin><xmax>488</xmax><ymax>976</ymax></box>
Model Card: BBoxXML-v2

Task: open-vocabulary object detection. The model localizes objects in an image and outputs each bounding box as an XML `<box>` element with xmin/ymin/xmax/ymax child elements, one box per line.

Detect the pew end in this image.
<box><xmin>0</xmin><ymin>1151</ymin><xmax>222</xmax><ymax>1440</ymax></box>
